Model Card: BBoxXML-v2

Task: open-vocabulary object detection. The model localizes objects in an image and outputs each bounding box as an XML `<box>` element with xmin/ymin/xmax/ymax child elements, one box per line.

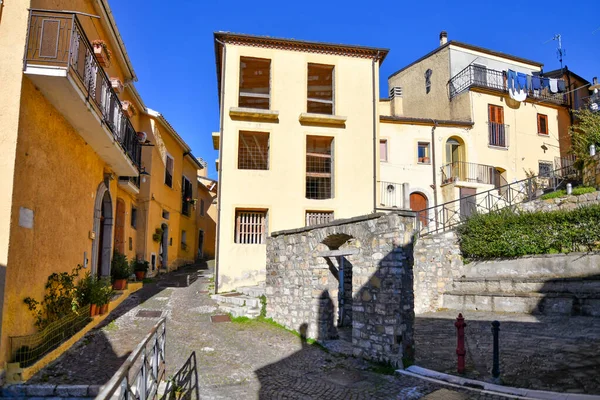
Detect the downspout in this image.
<box><xmin>430</xmin><ymin>119</ymin><xmax>439</xmax><ymax>229</ymax></box>
<box><xmin>372</xmin><ymin>52</ymin><xmax>380</xmax><ymax>213</ymax></box>
<box><xmin>214</xmin><ymin>38</ymin><xmax>226</xmax><ymax>293</ymax></box>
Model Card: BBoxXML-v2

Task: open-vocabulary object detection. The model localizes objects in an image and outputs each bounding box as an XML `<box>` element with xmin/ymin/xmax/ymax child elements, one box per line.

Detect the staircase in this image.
<box><xmin>212</xmin><ymin>285</ymin><xmax>265</xmax><ymax>318</ymax></box>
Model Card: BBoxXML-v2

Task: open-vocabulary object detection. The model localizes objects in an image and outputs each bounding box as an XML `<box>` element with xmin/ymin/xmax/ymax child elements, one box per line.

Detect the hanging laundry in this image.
<box><xmin>517</xmin><ymin>72</ymin><xmax>528</xmax><ymax>91</ymax></box>
<box><xmin>549</xmin><ymin>79</ymin><xmax>558</xmax><ymax>93</ymax></box>
<box><xmin>541</xmin><ymin>78</ymin><xmax>550</xmax><ymax>89</ymax></box>
<box><xmin>527</xmin><ymin>75</ymin><xmax>532</xmax><ymax>91</ymax></box>
<box><xmin>513</xmin><ymin>89</ymin><xmax>527</xmax><ymax>102</ymax></box>
<box><xmin>507</xmin><ymin>70</ymin><xmax>517</xmax><ymax>91</ymax></box>
<box><xmin>532</xmin><ymin>76</ymin><xmax>541</xmax><ymax>90</ymax></box>
<box><xmin>557</xmin><ymin>80</ymin><xmax>566</xmax><ymax>93</ymax></box>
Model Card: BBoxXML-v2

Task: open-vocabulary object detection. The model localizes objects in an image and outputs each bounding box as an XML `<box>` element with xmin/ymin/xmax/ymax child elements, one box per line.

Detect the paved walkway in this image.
<box><xmin>415</xmin><ymin>310</ymin><xmax>600</xmax><ymax>395</ymax></box>
<box><xmin>27</xmin><ymin>264</ymin><xmax>510</xmax><ymax>399</ymax></box>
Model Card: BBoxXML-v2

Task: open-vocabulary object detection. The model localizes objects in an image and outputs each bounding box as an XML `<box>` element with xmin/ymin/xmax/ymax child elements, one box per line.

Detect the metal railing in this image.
<box><xmin>377</xmin><ymin>181</ymin><xmax>407</xmax><ymax>209</ymax></box>
<box><xmin>488</xmin><ymin>122</ymin><xmax>509</xmax><ymax>148</ymax></box>
<box><xmin>119</xmin><ymin>176</ymin><xmax>140</xmax><ymax>189</ymax></box>
<box><xmin>448</xmin><ymin>64</ymin><xmax>568</xmax><ymax>105</ymax></box>
<box><xmin>441</xmin><ymin>161</ymin><xmax>500</xmax><ymax>186</ymax></box>
<box><xmin>24</xmin><ymin>10</ymin><xmax>141</xmax><ymax>169</ymax></box>
<box><xmin>417</xmin><ymin>166</ymin><xmax>573</xmax><ymax>235</ymax></box>
<box><xmin>97</xmin><ymin>318</ymin><xmax>166</xmax><ymax>400</ymax></box>
<box><xmin>160</xmin><ymin>352</ymin><xmax>199</xmax><ymax>400</ymax></box>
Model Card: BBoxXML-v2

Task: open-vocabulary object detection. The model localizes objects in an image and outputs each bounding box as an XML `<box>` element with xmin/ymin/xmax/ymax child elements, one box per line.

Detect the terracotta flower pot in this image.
<box><xmin>93</xmin><ymin>44</ymin><xmax>111</xmax><ymax>67</ymax></box>
<box><xmin>99</xmin><ymin>304</ymin><xmax>109</xmax><ymax>315</ymax></box>
<box><xmin>90</xmin><ymin>304</ymin><xmax>98</xmax><ymax>317</ymax></box>
<box><xmin>113</xmin><ymin>279</ymin><xmax>127</xmax><ymax>291</ymax></box>
<box><xmin>135</xmin><ymin>271</ymin><xmax>146</xmax><ymax>281</ymax></box>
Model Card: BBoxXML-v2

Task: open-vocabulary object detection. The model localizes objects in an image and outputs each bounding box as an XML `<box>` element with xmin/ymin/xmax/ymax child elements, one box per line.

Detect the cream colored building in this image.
<box><xmin>213</xmin><ymin>33</ymin><xmax>388</xmax><ymax>292</ymax></box>
<box><xmin>378</xmin><ymin>32</ymin><xmax>565</xmax><ymax>224</ymax></box>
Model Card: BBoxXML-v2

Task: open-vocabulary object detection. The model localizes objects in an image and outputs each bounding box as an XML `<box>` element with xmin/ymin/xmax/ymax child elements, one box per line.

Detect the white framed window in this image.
<box><xmin>306</xmin><ymin>211</ymin><xmax>334</xmax><ymax>226</ymax></box>
<box><xmin>235</xmin><ymin>209</ymin><xmax>267</xmax><ymax>244</ymax></box>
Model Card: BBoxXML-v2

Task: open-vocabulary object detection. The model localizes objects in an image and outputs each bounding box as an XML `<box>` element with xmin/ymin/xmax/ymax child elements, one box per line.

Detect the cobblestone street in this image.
<box><xmin>25</xmin><ymin>265</ymin><xmax>554</xmax><ymax>399</ymax></box>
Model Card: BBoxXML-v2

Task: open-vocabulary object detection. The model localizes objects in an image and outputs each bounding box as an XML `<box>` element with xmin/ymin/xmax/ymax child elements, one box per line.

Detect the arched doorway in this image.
<box><xmin>114</xmin><ymin>198</ymin><xmax>126</xmax><ymax>254</ymax></box>
<box><xmin>92</xmin><ymin>182</ymin><xmax>113</xmax><ymax>277</ymax></box>
<box><xmin>410</xmin><ymin>192</ymin><xmax>428</xmax><ymax>227</ymax></box>
<box><xmin>444</xmin><ymin>136</ymin><xmax>466</xmax><ymax>182</ymax></box>
<box><xmin>159</xmin><ymin>223</ymin><xmax>169</xmax><ymax>270</ymax></box>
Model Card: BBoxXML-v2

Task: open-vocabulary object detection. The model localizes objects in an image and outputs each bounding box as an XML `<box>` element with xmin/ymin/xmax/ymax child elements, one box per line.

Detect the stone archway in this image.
<box><xmin>91</xmin><ymin>181</ymin><xmax>113</xmax><ymax>277</ymax></box>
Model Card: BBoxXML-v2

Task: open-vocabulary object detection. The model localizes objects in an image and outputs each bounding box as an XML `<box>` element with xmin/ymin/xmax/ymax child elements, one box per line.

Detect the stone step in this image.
<box><xmin>211</xmin><ymin>293</ymin><xmax>260</xmax><ymax>308</ymax></box>
<box><xmin>237</xmin><ymin>285</ymin><xmax>266</xmax><ymax>298</ymax></box>
<box><xmin>451</xmin><ymin>277</ymin><xmax>600</xmax><ymax>295</ymax></box>
<box><xmin>443</xmin><ymin>292</ymin><xmax>600</xmax><ymax>316</ymax></box>
<box><xmin>218</xmin><ymin>304</ymin><xmax>261</xmax><ymax>319</ymax></box>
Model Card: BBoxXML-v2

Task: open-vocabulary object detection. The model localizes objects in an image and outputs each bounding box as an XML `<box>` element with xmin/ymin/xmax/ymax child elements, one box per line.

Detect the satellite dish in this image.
<box><xmin>137</xmin><ymin>131</ymin><xmax>148</xmax><ymax>143</ymax></box>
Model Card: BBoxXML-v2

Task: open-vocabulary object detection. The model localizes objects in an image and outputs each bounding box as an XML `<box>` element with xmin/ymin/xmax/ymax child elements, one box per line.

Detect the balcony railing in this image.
<box><xmin>488</xmin><ymin>122</ymin><xmax>509</xmax><ymax>148</ymax></box>
<box><xmin>24</xmin><ymin>10</ymin><xmax>141</xmax><ymax>169</ymax></box>
<box><xmin>448</xmin><ymin>65</ymin><xmax>568</xmax><ymax>106</ymax></box>
<box><xmin>441</xmin><ymin>161</ymin><xmax>501</xmax><ymax>186</ymax></box>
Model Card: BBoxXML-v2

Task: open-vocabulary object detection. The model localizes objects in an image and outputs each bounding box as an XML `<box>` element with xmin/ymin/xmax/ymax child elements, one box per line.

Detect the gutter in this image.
<box><xmin>214</xmin><ymin>38</ymin><xmax>227</xmax><ymax>293</ymax></box>
<box><xmin>372</xmin><ymin>52</ymin><xmax>380</xmax><ymax>213</ymax></box>
<box><xmin>431</xmin><ymin>119</ymin><xmax>439</xmax><ymax>230</ymax></box>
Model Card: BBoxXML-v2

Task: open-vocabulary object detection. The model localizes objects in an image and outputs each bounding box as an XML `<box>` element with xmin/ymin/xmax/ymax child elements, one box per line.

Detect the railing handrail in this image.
<box><xmin>96</xmin><ymin>317</ymin><xmax>166</xmax><ymax>400</ymax></box>
<box><xmin>440</xmin><ymin>160</ymin><xmax>496</xmax><ymax>170</ymax></box>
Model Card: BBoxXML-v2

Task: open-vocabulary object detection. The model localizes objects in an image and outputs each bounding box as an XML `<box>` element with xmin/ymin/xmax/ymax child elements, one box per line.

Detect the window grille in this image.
<box><xmin>238</xmin><ymin>131</ymin><xmax>269</xmax><ymax>170</ymax></box>
<box><xmin>539</xmin><ymin>161</ymin><xmax>553</xmax><ymax>177</ymax></box>
<box><xmin>235</xmin><ymin>210</ymin><xmax>267</xmax><ymax>244</ymax></box>
<box><xmin>306</xmin><ymin>211</ymin><xmax>334</xmax><ymax>226</ymax></box>
<box><xmin>306</xmin><ymin>136</ymin><xmax>333</xmax><ymax>199</ymax></box>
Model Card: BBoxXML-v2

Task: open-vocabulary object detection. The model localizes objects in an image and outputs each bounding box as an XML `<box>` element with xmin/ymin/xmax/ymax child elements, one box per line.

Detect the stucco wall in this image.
<box><xmin>196</xmin><ymin>184</ymin><xmax>217</xmax><ymax>259</ymax></box>
<box><xmin>217</xmin><ymin>44</ymin><xmax>379</xmax><ymax>291</ymax></box>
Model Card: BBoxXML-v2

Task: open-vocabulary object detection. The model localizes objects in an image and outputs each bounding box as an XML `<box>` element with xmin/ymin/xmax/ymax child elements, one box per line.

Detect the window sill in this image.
<box><xmin>299</xmin><ymin>113</ymin><xmax>347</xmax><ymax>128</ymax></box>
<box><xmin>229</xmin><ymin>107</ymin><xmax>279</xmax><ymax>122</ymax></box>
<box><xmin>488</xmin><ymin>145</ymin><xmax>509</xmax><ymax>151</ymax></box>
<box><xmin>537</xmin><ymin>133</ymin><xmax>549</xmax><ymax>137</ymax></box>
<box><xmin>417</xmin><ymin>162</ymin><xmax>431</xmax><ymax>165</ymax></box>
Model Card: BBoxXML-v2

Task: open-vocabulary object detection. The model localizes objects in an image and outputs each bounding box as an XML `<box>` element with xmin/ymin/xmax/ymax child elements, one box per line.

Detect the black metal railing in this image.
<box><xmin>441</xmin><ymin>161</ymin><xmax>500</xmax><ymax>186</ymax></box>
<box><xmin>448</xmin><ymin>65</ymin><xmax>568</xmax><ymax>105</ymax></box>
<box><xmin>118</xmin><ymin>175</ymin><xmax>140</xmax><ymax>189</ymax></box>
<box><xmin>418</xmin><ymin>166</ymin><xmax>572</xmax><ymax>235</ymax></box>
<box><xmin>488</xmin><ymin>122</ymin><xmax>509</xmax><ymax>148</ymax></box>
<box><xmin>24</xmin><ymin>10</ymin><xmax>141</xmax><ymax>170</ymax></box>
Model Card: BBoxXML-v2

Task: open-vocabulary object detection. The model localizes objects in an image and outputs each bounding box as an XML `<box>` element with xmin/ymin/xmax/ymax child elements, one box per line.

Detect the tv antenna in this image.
<box><xmin>544</xmin><ymin>34</ymin><xmax>565</xmax><ymax>70</ymax></box>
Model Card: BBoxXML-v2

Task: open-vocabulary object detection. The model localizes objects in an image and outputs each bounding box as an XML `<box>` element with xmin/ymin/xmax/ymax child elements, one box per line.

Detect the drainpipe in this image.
<box><xmin>431</xmin><ymin>119</ymin><xmax>439</xmax><ymax>229</ymax></box>
<box><xmin>214</xmin><ymin>38</ymin><xmax>226</xmax><ymax>294</ymax></box>
<box><xmin>372</xmin><ymin>52</ymin><xmax>380</xmax><ymax>213</ymax></box>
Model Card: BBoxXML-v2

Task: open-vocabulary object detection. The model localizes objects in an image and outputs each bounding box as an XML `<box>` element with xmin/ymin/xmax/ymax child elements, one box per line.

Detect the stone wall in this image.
<box><xmin>517</xmin><ymin>190</ymin><xmax>600</xmax><ymax>213</ymax></box>
<box><xmin>265</xmin><ymin>212</ymin><xmax>416</xmax><ymax>367</ymax></box>
<box><xmin>413</xmin><ymin>231</ymin><xmax>464</xmax><ymax>314</ymax></box>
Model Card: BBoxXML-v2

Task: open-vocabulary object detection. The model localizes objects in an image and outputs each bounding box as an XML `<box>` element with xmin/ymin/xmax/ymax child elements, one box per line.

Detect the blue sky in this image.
<box><xmin>110</xmin><ymin>0</ymin><xmax>600</xmax><ymax>180</ymax></box>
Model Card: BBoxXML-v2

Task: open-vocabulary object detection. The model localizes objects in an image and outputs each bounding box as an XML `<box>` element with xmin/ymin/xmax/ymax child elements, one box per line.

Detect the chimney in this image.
<box><xmin>390</xmin><ymin>87</ymin><xmax>403</xmax><ymax>116</ymax></box>
<box><xmin>439</xmin><ymin>31</ymin><xmax>448</xmax><ymax>46</ymax></box>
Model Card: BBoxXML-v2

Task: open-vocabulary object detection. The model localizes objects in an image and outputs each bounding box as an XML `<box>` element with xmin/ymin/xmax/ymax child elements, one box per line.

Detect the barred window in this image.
<box><xmin>306</xmin><ymin>211</ymin><xmax>334</xmax><ymax>226</ymax></box>
<box><xmin>239</xmin><ymin>57</ymin><xmax>271</xmax><ymax>109</ymax></box>
<box><xmin>306</xmin><ymin>136</ymin><xmax>333</xmax><ymax>199</ymax></box>
<box><xmin>238</xmin><ymin>131</ymin><xmax>269</xmax><ymax>170</ymax></box>
<box><xmin>235</xmin><ymin>209</ymin><xmax>267</xmax><ymax>244</ymax></box>
<box><xmin>307</xmin><ymin>64</ymin><xmax>334</xmax><ymax>115</ymax></box>
<box><xmin>539</xmin><ymin>161</ymin><xmax>553</xmax><ymax>177</ymax></box>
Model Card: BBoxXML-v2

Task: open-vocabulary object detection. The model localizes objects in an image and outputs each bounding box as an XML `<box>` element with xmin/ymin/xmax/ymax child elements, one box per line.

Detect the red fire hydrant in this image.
<box><xmin>455</xmin><ymin>313</ymin><xmax>467</xmax><ymax>374</ymax></box>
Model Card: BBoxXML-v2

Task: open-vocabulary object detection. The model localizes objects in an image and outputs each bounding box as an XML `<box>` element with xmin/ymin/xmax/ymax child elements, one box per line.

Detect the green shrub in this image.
<box><xmin>540</xmin><ymin>190</ymin><xmax>566</xmax><ymax>200</ymax></box>
<box><xmin>111</xmin><ymin>251</ymin><xmax>131</xmax><ymax>280</ymax></box>
<box><xmin>457</xmin><ymin>204</ymin><xmax>600</xmax><ymax>261</ymax></box>
<box><xmin>540</xmin><ymin>187</ymin><xmax>596</xmax><ymax>200</ymax></box>
<box><xmin>573</xmin><ymin>186</ymin><xmax>596</xmax><ymax>196</ymax></box>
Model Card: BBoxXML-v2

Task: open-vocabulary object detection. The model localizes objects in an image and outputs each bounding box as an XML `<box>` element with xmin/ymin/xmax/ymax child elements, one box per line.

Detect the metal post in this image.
<box><xmin>527</xmin><ymin>179</ymin><xmax>533</xmax><ymax>201</ymax></box>
<box><xmin>455</xmin><ymin>313</ymin><xmax>466</xmax><ymax>374</ymax></box>
<box><xmin>491</xmin><ymin>321</ymin><xmax>500</xmax><ymax>379</ymax></box>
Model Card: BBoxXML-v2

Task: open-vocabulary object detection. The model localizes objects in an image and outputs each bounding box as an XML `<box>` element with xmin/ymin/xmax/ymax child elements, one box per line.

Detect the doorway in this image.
<box><xmin>445</xmin><ymin>137</ymin><xmax>466</xmax><ymax>181</ymax></box>
<box><xmin>159</xmin><ymin>223</ymin><xmax>169</xmax><ymax>270</ymax></box>
<box><xmin>92</xmin><ymin>182</ymin><xmax>113</xmax><ymax>277</ymax></box>
<box><xmin>409</xmin><ymin>192</ymin><xmax>428</xmax><ymax>227</ymax></box>
<box><xmin>114</xmin><ymin>198</ymin><xmax>126</xmax><ymax>254</ymax></box>
<box><xmin>459</xmin><ymin>187</ymin><xmax>477</xmax><ymax>219</ymax></box>
<box><xmin>197</xmin><ymin>230</ymin><xmax>204</xmax><ymax>261</ymax></box>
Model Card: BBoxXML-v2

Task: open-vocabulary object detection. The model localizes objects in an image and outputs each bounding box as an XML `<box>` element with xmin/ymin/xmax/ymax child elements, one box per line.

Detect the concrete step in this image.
<box><xmin>443</xmin><ymin>291</ymin><xmax>600</xmax><ymax>316</ymax></box>
<box><xmin>451</xmin><ymin>277</ymin><xmax>600</xmax><ymax>295</ymax></box>
<box><xmin>211</xmin><ymin>293</ymin><xmax>260</xmax><ymax>308</ymax></box>
<box><xmin>218</xmin><ymin>304</ymin><xmax>261</xmax><ymax>318</ymax></box>
<box><xmin>237</xmin><ymin>286</ymin><xmax>266</xmax><ymax>298</ymax></box>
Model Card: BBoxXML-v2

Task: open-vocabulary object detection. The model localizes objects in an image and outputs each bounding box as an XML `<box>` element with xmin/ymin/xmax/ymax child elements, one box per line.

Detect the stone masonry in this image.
<box><xmin>265</xmin><ymin>212</ymin><xmax>416</xmax><ymax>367</ymax></box>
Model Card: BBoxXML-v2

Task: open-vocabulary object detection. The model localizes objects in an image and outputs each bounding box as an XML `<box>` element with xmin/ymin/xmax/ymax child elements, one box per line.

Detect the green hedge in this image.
<box><xmin>457</xmin><ymin>204</ymin><xmax>600</xmax><ymax>260</ymax></box>
<box><xmin>540</xmin><ymin>186</ymin><xmax>596</xmax><ymax>200</ymax></box>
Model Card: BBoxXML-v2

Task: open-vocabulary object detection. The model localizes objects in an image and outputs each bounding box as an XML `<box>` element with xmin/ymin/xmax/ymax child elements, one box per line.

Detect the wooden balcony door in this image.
<box><xmin>114</xmin><ymin>198</ymin><xmax>126</xmax><ymax>254</ymax></box>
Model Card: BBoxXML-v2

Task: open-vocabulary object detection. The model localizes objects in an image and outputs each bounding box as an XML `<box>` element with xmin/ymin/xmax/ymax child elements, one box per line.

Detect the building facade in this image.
<box><xmin>213</xmin><ymin>33</ymin><xmax>388</xmax><ymax>292</ymax></box>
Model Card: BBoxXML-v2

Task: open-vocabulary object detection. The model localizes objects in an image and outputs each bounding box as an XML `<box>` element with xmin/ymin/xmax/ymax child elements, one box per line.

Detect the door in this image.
<box><xmin>114</xmin><ymin>199</ymin><xmax>126</xmax><ymax>254</ymax></box>
<box><xmin>197</xmin><ymin>230</ymin><xmax>204</xmax><ymax>260</ymax></box>
<box><xmin>410</xmin><ymin>192</ymin><xmax>428</xmax><ymax>227</ymax></box>
<box><xmin>459</xmin><ymin>187</ymin><xmax>477</xmax><ymax>219</ymax></box>
<box><xmin>488</xmin><ymin>105</ymin><xmax>505</xmax><ymax>147</ymax></box>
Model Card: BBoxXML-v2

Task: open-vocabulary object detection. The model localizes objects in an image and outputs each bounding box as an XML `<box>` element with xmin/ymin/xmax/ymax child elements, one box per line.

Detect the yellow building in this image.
<box><xmin>0</xmin><ymin>0</ymin><xmax>210</xmax><ymax>378</ymax></box>
<box><xmin>197</xmin><ymin>175</ymin><xmax>218</xmax><ymax>260</ymax></box>
<box><xmin>213</xmin><ymin>33</ymin><xmax>388</xmax><ymax>292</ymax></box>
<box><xmin>378</xmin><ymin>32</ymin><xmax>566</xmax><ymax>220</ymax></box>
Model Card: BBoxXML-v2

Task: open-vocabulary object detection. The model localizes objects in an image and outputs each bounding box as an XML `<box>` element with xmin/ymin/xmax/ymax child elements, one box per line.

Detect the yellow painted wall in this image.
<box><xmin>179</xmin><ymin>158</ymin><xmax>199</xmax><ymax>263</ymax></box>
<box><xmin>217</xmin><ymin>44</ymin><xmax>379</xmax><ymax>291</ymax></box>
<box><xmin>196</xmin><ymin>182</ymin><xmax>217</xmax><ymax>259</ymax></box>
<box><xmin>1</xmin><ymin>78</ymin><xmax>115</xmax><ymax>367</ymax></box>
<box><xmin>114</xmin><ymin>188</ymin><xmax>139</xmax><ymax>262</ymax></box>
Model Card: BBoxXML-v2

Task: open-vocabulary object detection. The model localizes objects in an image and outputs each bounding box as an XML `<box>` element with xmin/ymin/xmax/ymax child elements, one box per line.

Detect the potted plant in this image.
<box><xmin>98</xmin><ymin>279</ymin><xmax>113</xmax><ymax>315</ymax></box>
<box><xmin>111</xmin><ymin>251</ymin><xmax>131</xmax><ymax>290</ymax></box>
<box><xmin>153</xmin><ymin>227</ymin><xmax>163</xmax><ymax>242</ymax></box>
<box><xmin>133</xmin><ymin>260</ymin><xmax>149</xmax><ymax>281</ymax></box>
<box><xmin>122</xmin><ymin>101</ymin><xmax>136</xmax><ymax>118</ymax></box>
<box><xmin>110</xmin><ymin>77</ymin><xmax>124</xmax><ymax>93</ymax></box>
<box><xmin>91</xmin><ymin>39</ymin><xmax>111</xmax><ymax>67</ymax></box>
<box><xmin>89</xmin><ymin>278</ymin><xmax>103</xmax><ymax>317</ymax></box>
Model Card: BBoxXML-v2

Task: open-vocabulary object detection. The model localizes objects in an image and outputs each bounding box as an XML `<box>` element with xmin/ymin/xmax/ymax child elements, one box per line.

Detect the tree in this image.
<box><xmin>570</xmin><ymin>109</ymin><xmax>600</xmax><ymax>169</ymax></box>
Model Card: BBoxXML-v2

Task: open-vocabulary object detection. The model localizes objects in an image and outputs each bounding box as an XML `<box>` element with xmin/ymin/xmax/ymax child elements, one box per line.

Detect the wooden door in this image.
<box><xmin>114</xmin><ymin>199</ymin><xmax>126</xmax><ymax>254</ymax></box>
<box><xmin>459</xmin><ymin>187</ymin><xmax>477</xmax><ymax>219</ymax></box>
<box><xmin>410</xmin><ymin>192</ymin><xmax>428</xmax><ymax>226</ymax></box>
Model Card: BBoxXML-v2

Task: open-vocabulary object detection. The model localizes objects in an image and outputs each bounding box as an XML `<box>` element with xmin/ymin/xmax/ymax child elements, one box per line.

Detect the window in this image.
<box><xmin>162</xmin><ymin>210</ymin><xmax>170</xmax><ymax>220</ymax></box>
<box><xmin>537</xmin><ymin>114</ymin><xmax>548</xmax><ymax>135</ymax></box>
<box><xmin>235</xmin><ymin>209</ymin><xmax>267</xmax><ymax>244</ymax></box>
<box><xmin>128</xmin><ymin>237</ymin><xmax>132</xmax><ymax>251</ymax></box>
<box><xmin>306</xmin><ymin>136</ymin><xmax>333</xmax><ymax>199</ymax></box>
<box><xmin>307</xmin><ymin>64</ymin><xmax>334</xmax><ymax>115</ymax></box>
<box><xmin>200</xmin><ymin>199</ymin><xmax>205</xmax><ymax>216</ymax></box>
<box><xmin>306</xmin><ymin>211</ymin><xmax>334</xmax><ymax>227</ymax></box>
<box><xmin>488</xmin><ymin>104</ymin><xmax>507</xmax><ymax>147</ymax></box>
<box><xmin>130</xmin><ymin>205</ymin><xmax>137</xmax><ymax>229</ymax></box>
<box><xmin>181</xmin><ymin>176</ymin><xmax>193</xmax><ymax>216</ymax></box>
<box><xmin>181</xmin><ymin>230</ymin><xmax>187</xmax><ymax>250</ymax></box>
<box><xmin>539</xmin><ymin>161</ymin><xmax>553</xmax><ymax>177</ymax></box>
<box><xmin>239</xmin><ymin>57</ymin><xmax>271</xmax><ymax>109</ymax></box>
<box><xmin>238</xmin><ymin>131</ymin><xmax>269</xmax><ymax>170</ymax></box>
<box><xmin>380</xmin><ymin>140</ymin><xmax>388</xmax><ymax>162</ymax></box>
<box><xmin>165</xmin><ymin>155</ymin><xmax>174</xmax><ymax>187</ymax></box>
<box><xmin>418</xmin><ymin>142</ymin><xmax>430</xmax><ymax>163</ymax></box>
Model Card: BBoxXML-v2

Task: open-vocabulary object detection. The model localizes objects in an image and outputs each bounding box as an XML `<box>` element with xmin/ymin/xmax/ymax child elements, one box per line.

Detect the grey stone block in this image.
<box><xmin>25</xmin><ymin>385</ymin><xmax>57</xmax><ymax>397</ymax></box>
<box><xmin>55</xmin><ymin>385</ymin><xmax>89</xmax><ymax>397</ymax></box>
